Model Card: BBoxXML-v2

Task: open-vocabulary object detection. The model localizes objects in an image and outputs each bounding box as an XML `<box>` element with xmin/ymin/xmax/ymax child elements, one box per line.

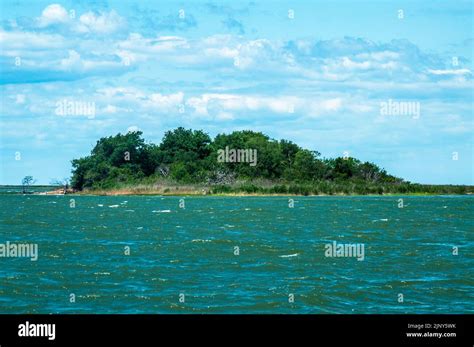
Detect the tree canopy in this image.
<box><xmin>71</xmin><ymin>127</ymin><xmax>403</xmax><ymax>190</ymax></box>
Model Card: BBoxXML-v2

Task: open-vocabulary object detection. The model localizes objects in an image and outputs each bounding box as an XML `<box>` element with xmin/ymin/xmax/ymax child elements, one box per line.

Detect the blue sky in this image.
<box><xmin>0</xmin><ymin>0</ymin><xmax>472</xmax><ymax>185</ymax></box>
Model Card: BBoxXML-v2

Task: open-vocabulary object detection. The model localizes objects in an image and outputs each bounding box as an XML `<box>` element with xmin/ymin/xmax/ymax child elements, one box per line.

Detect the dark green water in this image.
<box><xmin>0</xmin><ymin>186</ymin><xmax>55</xmax><ymax>194</ymax></box>
<box><xmin>0</xmin><ymin>195</ymin><xmax>472</xmax><ymax>313</ymax></box>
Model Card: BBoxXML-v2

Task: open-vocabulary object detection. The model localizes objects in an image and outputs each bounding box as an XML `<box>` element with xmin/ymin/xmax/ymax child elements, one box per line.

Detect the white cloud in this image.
<box><xmin>340</xmin><ymin>57</ymin><xmax>372</xmax><ymax>70</ymax></box>
<box><xmin>76</xmin><ymin>10</ymin><xmax>126</xmax><ymax>34</ymax></box>
<box><xmin>0</xmin><ymin>29</ymin><xmax>67</xmax><ymax>51</ymax></box>
<box><xmin>204</xmin><ymin>47</ymin><xmax>239</xmax><ymax>59</ymax></box>
<box><xmin>356</xmin><ymin>51</ymin><xmax>400</xmax><ymax>61</ymax></box>
<box><xmin>96</xmin><ymin>87</ymin><xmax>146</xmax><ymax>100</ymax></box>
<box><xmin>185</xmin><ymin>93</ymin><xmax>343</xmax><ymax>117</ymax></box>
<box><xmin>101</xmin><ymin>105</ymin><xmax>118</xmax><ymax>114</ymax></box>
<box><xmin>3</xmin><ymin>20</ymin><xmax>471</xmax><ymax>88</ymax></box>
<box><xmin>35</xmin><ymin>4</ymin><xmax>126</xmax><ymax>34</ymax></box>
<box><xmin>59</xmin><ymin>50</ymin><xmax>81</xmax><ymax>69</ymax></box>
<box><xmin>55</xmin><ymin>49</ymin><xmax>125</xmax><ymax>74</ymax></box>
<box><xmin>15</xmin><ymin>94</ymin><xmax>26</xmax><ymax>104</ymax></box>
<box><xmin>101</xmin><ymin>105</ymin><xmax>131</xmax><ymax>114</ymax></box>
<box><xmin>428</xmin><ymin>68</ymin><xmax>472</xmax><ymax>76</ymax></box>
<box><xmin>185</xmin><ymin>95</ymin><xmax>210</xmax><ymax>115</ymax></box>
<box><xmin>94</xmin><ymin>89</ymin><xmax>184</xmax><ymax>114</ymax></box>
<box><xmin>37</xmin><ymin>4</ymin><xmax>70</xmax><ymax>27</ymax></box>
<box><xmin>215</xmin><ymin>112</ymin><xmax>235</xmax><ymax>120</ymax></box>
<box><xmin>322</xmin><ymin>98</ymin><xmax>342</xmax><ymax>111</ymax></box>
<box><xmin>115</xmin><ymin>34</ymin><xmax>189</xmax><ymax>65</ymax></box>
<box><xmin>147</xmin><ymin>92</ymin><xmax>184</xmax><ymax>110</ymax></box>
<box><xmin>127</xmin><ymin>125</ymin><xmax>140</xmax><ymax>133</ymax></box>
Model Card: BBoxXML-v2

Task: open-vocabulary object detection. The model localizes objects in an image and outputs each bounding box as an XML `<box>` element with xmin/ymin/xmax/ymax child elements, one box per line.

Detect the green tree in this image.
<box><xmin>286</xmin><ymin>149</ymin><xmax>324</xmax><ymax>181</ymax></box>
<box><xmin>71</xmin><ymin>131</ymin><xmax>158</xmax><ymax>189</ymax></box>
<box><xmin>21</xmin><ymin>175</ymin><xmax>35</xmax><ymax>193</ymax></box>
<box><xmin>69</xmin><ymin>127</ymin><xmax>408</xmax><ymax>192</ymax></box>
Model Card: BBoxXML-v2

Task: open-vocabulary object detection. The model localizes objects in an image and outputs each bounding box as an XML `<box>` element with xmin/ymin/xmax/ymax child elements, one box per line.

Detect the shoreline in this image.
<box><xmin>40</xmin><ymin>190</ymin><xmax>474</xmax><ymax>197</ymax></box>
<box><xmin>65</xmin><ymin>185</ymin><xmax>474</xmax><ymax>197</ymax></box>
<box><xmin>3</xmin><ymin>185</ymin><xmax>472</xmax><ymax>197</ymax></box>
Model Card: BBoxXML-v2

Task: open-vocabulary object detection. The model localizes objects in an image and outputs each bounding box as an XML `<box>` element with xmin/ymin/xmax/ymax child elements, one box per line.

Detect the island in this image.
<box><xmin>65</xmin><ymin>127</ymin><xmax>472</xmax><ymax>196</ymax></box>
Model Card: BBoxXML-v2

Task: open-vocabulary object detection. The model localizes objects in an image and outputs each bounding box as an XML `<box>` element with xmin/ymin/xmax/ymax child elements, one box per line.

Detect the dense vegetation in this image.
<box><xmin>70</xmin><ymin>128</ymin><xmax>472</xmax><ymax>195</ymax></box>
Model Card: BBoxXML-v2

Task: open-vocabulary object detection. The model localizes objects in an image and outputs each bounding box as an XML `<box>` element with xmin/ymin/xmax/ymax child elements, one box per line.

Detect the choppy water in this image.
<box><xmin>0</xmin><ymin>186</ymin><xmax>54</xmax><ymax>194</ymax></box>
<box><xmin>0</xmin><ymin>195</ymin><xmax>472</xmax><ymax>313</ymax></box>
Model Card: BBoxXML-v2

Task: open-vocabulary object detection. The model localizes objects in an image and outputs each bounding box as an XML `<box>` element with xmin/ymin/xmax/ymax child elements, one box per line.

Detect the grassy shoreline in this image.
<box><xmin>4</xmin><ymin>182</ymin><xmax>472</xmax><ymax>197</ymax></box>
<box><xmin>72</xmin><ymin>191</ymin><xmax>473</xmax><ymax>197</ymax></box>
<box><xmin>68</xmin><ymin>183</ymin><xmax>473</xmax><ymax>196</ymax></box>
